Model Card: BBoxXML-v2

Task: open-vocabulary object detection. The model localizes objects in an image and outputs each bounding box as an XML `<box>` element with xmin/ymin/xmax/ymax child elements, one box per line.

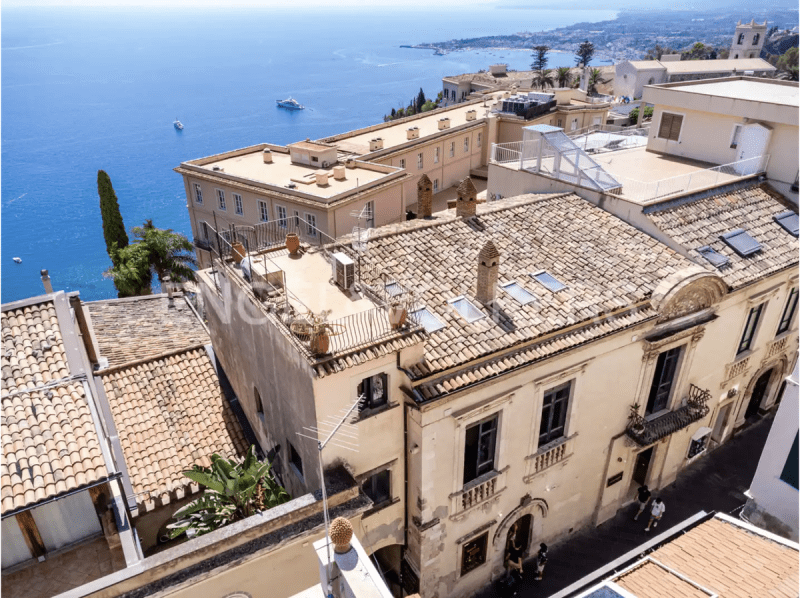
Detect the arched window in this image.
<box><xmin>753</xmin><ymin>33</ymin><xmax>760</xmax><ymax>45</ymax></box>
<box><xmin>738</xmin><ymin>33</ymin><xmax>745</xmax><ymax>44</ymax></box>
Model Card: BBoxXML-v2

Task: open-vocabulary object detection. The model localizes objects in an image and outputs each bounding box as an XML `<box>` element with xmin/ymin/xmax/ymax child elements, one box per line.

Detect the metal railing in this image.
<box><xmin>569</xmin><ymin>127</ymin><xmax>650</xmax><ymax>153</ymax></box>
<box><xmin>490</xmin><ymin>141</ymin><xmax>524</xmax><ymax>166</ymax></box>
<box><xmin>614</xmin><ymin>154</ymin><xmax>770</xmax><ymax>203</ymax></box>
<box><xmin>626</xmin><ymin>384</ymin><xmax>711</xmax><ymax>446</ymax></box>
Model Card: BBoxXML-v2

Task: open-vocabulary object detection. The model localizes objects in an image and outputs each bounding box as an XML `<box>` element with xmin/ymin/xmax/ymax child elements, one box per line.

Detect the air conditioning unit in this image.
<box><xmin>332</xmin><ymin>252</ymin><xmax>355</xmax><ymax>290</ymax></box>
<box><xmin>322</xmin><ymin>161</ymin><xmax>330</xmax><ymax>168</ymax></box>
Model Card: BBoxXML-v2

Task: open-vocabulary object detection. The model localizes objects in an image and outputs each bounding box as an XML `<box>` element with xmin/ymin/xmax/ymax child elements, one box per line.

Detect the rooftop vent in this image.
<box><xmin>286</xmin><ymin>182</ymin><xmax>297</xmax><ymax>189</ymax></box>
<box><xmin>333</xmin><ymin>165</ymin><xmax>347</xmax><ymax>180</ymax></box>
<box><xmin>410</xmin><ymin>307</ymin><xmax>445</xmax><ymax>333</ymax></box>
<box><xmin>315</xmin><ymin>170</ymin><xmax>330</xmax><ymax>186</ymax></box>
<box><xmin>262</xmin><ymin>149</ymin><xmax>273</xmax><ymax>164</ymax></box>
<box><xmin>466</xmin><ymin>110</ymin><xmax>477</xmax><ymax>121</ymax></box>
<box><xmin>369</xmin><ymin>138</ymin><xmax>384</xmax><ymax>151</ymax></box>
<box><xmin>407</xmin><ymin>127</ymin><xmax>420</xmax><ymax>140</ymax></box>
<box><xmin>720</xmin><ymin>229</ymin><xmax>762</xmax><ymax>257</ymax></box>
<box><xmin>531</xmin><ymin>270</ymin><xmax>567</xmax><ymax>292</ymax></box>
<box><xmin>212</xmin><ymin>165</ymin><xmax>223</xmax><ymax>172</ymax></box>
<box><xmin>774</xmin><ymin>211</ymin><xmax>799</xmax><ymax>237</ymax></box>
<box><xmin>500</xmin><ymin>281</ymin><xmax>535</xmax><ymax>305</ymax></box>
<box><xmin>448</xmin><ymin>296</ymin><xmax>485</xmax><ymax>323</ymax></box>
<box><xmin>697</xmin><ymin>246</ymin><xmax>730</xmax><ymax>268</ymax></box>
<box><xmin>438</xmin><ymin>118</ymin><xmax>451</xmax><ymax>130</ymax></box>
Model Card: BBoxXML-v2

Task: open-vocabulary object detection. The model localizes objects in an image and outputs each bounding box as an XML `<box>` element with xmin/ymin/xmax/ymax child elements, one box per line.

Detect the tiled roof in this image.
<box><xmin>650</xmin><ymin>517</ymin><xmax>798</xmax><ymax>597</ymax></box>
<box><xmin>646</xmin><ymin>183</ymin><xmax>798</xmax><ymax>290</ymax></box>
<box><xmin>87</xmin><ymin>295</ymin><xmax>209</xmax><ymax>369</ymax></box>
<box><xmin>615</xmin><ymin>560</ymin><xmax>708</xmax><ymax>598</ymax></box>
<box><xmin>2</xmin><ymin>382</ymin><xmax>109</xmax><ymax>515</ymax></box>
<box><xmin>355</xmin><ymin>193</ymin><xmax>694</xmax><ymax>394</ymax></box>
<box><xmin>99</xmin><ymin>347</ymin><xmax>248</xmax><ymax>511</ymax></box>
<box><xmin>2</xmin><ymin>301</ymin><xmax>69</xmax><ymax>394</ymax></box>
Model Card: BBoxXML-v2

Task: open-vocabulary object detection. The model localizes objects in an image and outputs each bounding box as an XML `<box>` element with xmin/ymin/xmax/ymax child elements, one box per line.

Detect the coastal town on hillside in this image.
<box><xmin>2</xmin><ymin>14</ymin><xmax>799</xmax><ymax>598</ymax></box>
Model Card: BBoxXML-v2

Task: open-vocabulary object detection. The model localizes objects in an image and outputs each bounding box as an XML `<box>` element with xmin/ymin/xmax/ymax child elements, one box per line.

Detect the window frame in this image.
<box><xmin>477</xmin><ymin>132</ymin><xmax>482</xmax><ymax>147</ymax></box>
<box><xmin>657</xmin><ymin>112</ymin><xmax>684</xmax><ymax>142</ymax></box>
<box><xmin>399</xmin><ymin>158</ymin><xmax>406</xmax><ymax>169</ymax></box>
<box><xmin>361</xmin><ymin>467</ymin><xmax>392</xmax><ymax>508</ymax></box>
<box><xmin>288</xmin><ymin>441</ymin><xmax>303</xmax><ymax>481</ymax></box>
<box><xmin>449</xmin><ymin>141</ymin><xmax>455</xmax><ymax>158</ymax></box>
<box><xmin>276</xmin><ymin>205</ymin><xmax>287</xmax><ymax>228</ymax></box>
<box><xmin>464</xmin><ymin>136</ymin><xmax>469</xmax><ymax>153</ymax></box>
<box><xmin>434</xmin><ymin>147</ymin><xmax>440</xmax><ymax>164</ymax></box>
<box><xmin>463</xmin><ymin>413</ymin><xmax>499</xmax><ymax>485</ymax></box>
<box><xmin>460</xmin><ymin>531</ymin><xmax>489</xmax><ymax>576</ymax></box>
<box><xmin>305</xmin><ymin>213</ymin><xmax>317</xmax><ymax>237</ymax></box>
<box><xmin>358</xmin><ymin>372</ymin><xmax>388</xmax><ymax>411</ymax></box>
<box><xmin>645</xmin><ymin>345</ymin><xmax>684</xmax><ymax>416</ymax></box>
<box><xmin>730</xmin><ymin>124</ymin><xmax>743</xmax><ymax>149</ymax></box>
<box><xmin>738</xmin><ymin>303</ymin><xmax>765</xmax><ymax>355</ymax></box>
<box><xmin>777</xmin><ymin>288</ymin><xmax>798</xmax><ymax>336</ymax></box>
<box><xmin>216</xmin><ymin>188</ymin><xmax>226</xmax><ymax>211</ymax></box>
<box><xmin>539</xmin><ymin>380</ymin><xmax>572</xmax><ymax>446</ymax></box>
<box><xmin>364</xmin><ymin>201</ymin><xmax>375</xmax><ymax>228</ymax></box>
<box><xmin>193</xmin><ymin>183</ymin><xmax>203</xmax><ymax>204</ymax></box>
<box><xmin>233</xmin><ymin>193</ymin><xmax>244</xmax><ymax>216</ymax></box>
<box><xmin>417</xmin><ymin>152</ymin><xmax>423</xmax><ymax>170</ymax></box>
<box><xmin>258</xmin><ymin>200</ymin><xmax>269</xmax><ymax>222</ymax></box>
<box><xmin>433</xmin><ymin>178</ymin><xmax>439</xmax><ymax>193</ymax></box>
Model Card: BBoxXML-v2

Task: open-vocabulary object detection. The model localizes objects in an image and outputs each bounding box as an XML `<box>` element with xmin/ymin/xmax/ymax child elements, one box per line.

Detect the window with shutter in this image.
<box><xmin>658</xmin><ymin>113</ymin><xmax>683</xmax><ymax>142</ymax></box>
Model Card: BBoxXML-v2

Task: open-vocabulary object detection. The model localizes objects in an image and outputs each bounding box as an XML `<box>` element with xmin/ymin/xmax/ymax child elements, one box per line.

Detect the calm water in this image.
<box><xmin>1</xmin><ymin>6</ymin><xmax>617</xmax><ymax>302</ymax></box>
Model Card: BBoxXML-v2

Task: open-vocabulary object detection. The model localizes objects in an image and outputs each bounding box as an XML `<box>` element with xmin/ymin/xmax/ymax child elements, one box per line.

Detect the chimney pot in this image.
<box><xmin>41</xmin><ymin>270</ymin><xmax>54</xmax><ymax>294</ymax></box>
<box><xmin>456</xmin><ymin>177</ymin><xmax>478</xmax><ymax>218</ymax></box>
<box><xmin>333</xmin><ymin>165</ymin><xmax>346</xmax><ymax>180</ymax></box>
<box><xmin>417</xmin><ymin>174</ymin><xmax>433</xmax><ymax>218</ymax></box>
<box><xmin>438</xmin><ymin>118</ymin><xmax>451</xmax><ymax>130</ymax></box>
<box><xmin>263</xmin><ymin>149</ymin><xmax>273</xmax><ymax>163</ymax></box>
<box><xmin>476</xmin><ymin>241</ymin><xmax>500</xmax><ymax>304</ymax></box>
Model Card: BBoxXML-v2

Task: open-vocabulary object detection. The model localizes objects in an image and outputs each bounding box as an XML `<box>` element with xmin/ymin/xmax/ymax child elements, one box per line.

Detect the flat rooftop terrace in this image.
<box><xmin>665</xmin><ymin>79</ymin><xmax>799</xmax><ymax>107</ymax></box>
<box><xmin>191</xmin><ymin>149</ymin><xmax>395</xmax><ymax>200</ymax></box>
<box><xmin>325</xmin><ymin>96</ymin><xmax>499</xmax><ymax>156</ymax></box>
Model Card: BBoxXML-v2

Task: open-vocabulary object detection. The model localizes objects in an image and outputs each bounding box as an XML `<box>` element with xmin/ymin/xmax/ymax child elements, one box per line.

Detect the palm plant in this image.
<box><xmin>586</xmin><ymin>68</ymin><xmax>609</xmax><ymax>96</ymax></box>
<box><xmin>555</xmin><ymin>67</ymin><xmax>572</xmax><ymax>88</ymax></box>
<box><xmin>105</xmin><ymin>242</ymin><xmax>153</xmax><ymax>297</ymax></box>
<box><xmin>132</xmin><ymin>219</ymin><xmax>197</xmax><ymax>286</ymax></box>
<box><xmin>167</xmin><ymin>446</ymin><xmax>289</xmax><ymax>539</ymax></box>
<box><xmin>533</xmin><ymin>69</ymin><xmax>555</xmax><ymax>91</ymax></box>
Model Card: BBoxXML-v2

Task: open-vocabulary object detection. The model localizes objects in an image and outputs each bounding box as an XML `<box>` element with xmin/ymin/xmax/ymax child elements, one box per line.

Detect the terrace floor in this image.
<box><xmin>2</xmin><ymin>535</ymin><xmax>124</xmax><ymax>598</ymax></box>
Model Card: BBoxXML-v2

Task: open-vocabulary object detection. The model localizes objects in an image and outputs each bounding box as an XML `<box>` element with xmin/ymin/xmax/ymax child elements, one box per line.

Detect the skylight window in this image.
<box><xmin>530</xmin><ymin>270</ymin><xmax>567</xmax><ymax>292</ymax></box>
<box><xmin>409</xmin><ymin>307</ymin><xmax>445</xmax><ymax>333</ymax></box>
<box><xmin>385</xmin><ymin>282</ymin><xmax>404</xmax><ymax>297</ymax></box>
<box><xmin>448</xmin><ymin>296</ymin><xmax>485</xmax><ymax>323</ymax></box>
<box><xmin>720</xmin><ymin>229</ymin><xmax>762</xmax><ymax>257</ymax></box>
<box><xmin>774</xmin><ymin>211</ymin><xmax>799</xmax><ymax>237</ymax></box>
<box><xmin>697</xmin><ymin>246</ymin><xmax>730</xmax><ymax>268</ymax></box>
<box><xmin>500</xmin><ymin>281</ymin><xmax>535</xmax><ymax>305</ymax></box>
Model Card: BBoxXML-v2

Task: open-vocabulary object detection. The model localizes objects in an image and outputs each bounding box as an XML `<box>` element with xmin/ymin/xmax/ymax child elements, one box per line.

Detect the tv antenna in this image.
<box><xmin>297</xmin><ymin>395</ymin><xmax>363</xmax><ymax>596</ymax></box>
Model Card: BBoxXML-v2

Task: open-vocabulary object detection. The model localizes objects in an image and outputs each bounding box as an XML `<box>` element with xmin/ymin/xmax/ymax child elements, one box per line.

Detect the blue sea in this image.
<box><xmin>1</xmin><ymin>6</ymin><xmax>617</xmax><ymax>302</ymax></box>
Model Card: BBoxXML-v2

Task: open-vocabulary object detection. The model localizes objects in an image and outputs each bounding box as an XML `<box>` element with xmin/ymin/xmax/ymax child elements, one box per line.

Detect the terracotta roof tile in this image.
<box><xmin>646</xmin><ymin>183</ymin><xmax>798</xmax><ymax>290</ymax></box>
<box><xmin>87</xmin><ymin>295</ymin><xmax>209</xmax><ymax>369</ymax></box>
<box><xmin>616</xmin><ymin>561</ymin><xmax>709</xmax><ymax>598</ymax></box>
<box><xmin>100</xmin><ymin>347</ymin><xmax>248</xmax><ymax>511</ymax></box>
<box><xmin>1</xmin><ymin>381</ymin><xmax>109</xmax><ymax>515</ymax></box>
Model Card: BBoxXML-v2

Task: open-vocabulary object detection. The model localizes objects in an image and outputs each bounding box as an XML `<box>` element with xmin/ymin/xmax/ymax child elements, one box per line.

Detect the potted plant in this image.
<box><xmin>231</xmin><ymin>241</ymin><xmax>246</xmax><ymax>264</ymax></box>
<box><xmin>307</xmin><ymin>310</ymin><xmax>334</xmax><ymax>356</ymax></box>
<box><xmin>388</xmin><ymin>300</ymin><xmax>407</xmax><ymax>330</ymax></box>
<box><xmin>285</xmin><ymin>232</ymin><xmax>300</xmax><ymax>255</ymax></box>
<box><xmin>627</xmin><ymin>404</ymin><xmax>646</xmax><ymax>435</ymax></box>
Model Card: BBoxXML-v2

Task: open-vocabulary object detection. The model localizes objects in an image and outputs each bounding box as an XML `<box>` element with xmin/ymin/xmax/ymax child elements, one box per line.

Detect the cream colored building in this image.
<box><xmin>190</xmin><ymin>171</ymin><xmax>796</xmax><ymax>598</ymax></box>
<box><xmin>731</xmin><ymin>19</ymin><xmax>768</xmax><ymax>60</ymax></box>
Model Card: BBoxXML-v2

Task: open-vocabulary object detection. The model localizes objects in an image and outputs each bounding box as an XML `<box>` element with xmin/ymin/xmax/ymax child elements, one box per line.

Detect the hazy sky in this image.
<box><xmin>4</xmin><ymin>0</ymin><xmax>503</xmax><ymax>6</ymax></box>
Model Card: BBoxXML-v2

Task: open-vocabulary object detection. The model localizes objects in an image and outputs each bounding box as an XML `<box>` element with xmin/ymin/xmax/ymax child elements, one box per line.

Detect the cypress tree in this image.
<box><xmin>97</xmin><ymin>170</ymin><xmax>129</xmax><ymax>265</ymax></box>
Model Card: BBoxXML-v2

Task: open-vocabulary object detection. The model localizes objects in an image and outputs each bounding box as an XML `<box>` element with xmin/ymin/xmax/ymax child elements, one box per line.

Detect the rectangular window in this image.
<box><xmin>571</xmin><ymin>118</ymin><xmax>578</xmax><ymax>131</ymax></box>
<box><xmin>217</xmin><ymin>189</ymin><xmax>226</xmax><ymax>211</ymax></box>
<box><xmin>730</xmin><ymin>124</ymin><xmax>743</xmax><ymax>149</ymax></box>
<box><xmin>193</xmin><ymin>183</ymin><xmax>203</xmax><ymax>204</ymax></box>
<box><xmin>399</xmin><ymin>158</ymin><xmax>406</xmax><ymax>169</ymax></box>
<box><xmin>539</xmin><ymin>381</ymin><xmax>571</xmax><ymax>445</ymax></box>
<box><xmin>780</xmin><ymin>433</ymin><xmax>799</xmax><ymax>489</ymax></box>
<box><xmin>461</xmin><ymin>532</ymin><xmax>488</xmax><ymax>576</ymax></box>
<box><xmin>289</xmin><ymin>442</ymin><xmax>303</xmax><ymax>479</ymax></box>
<box><xmin>738</xmin><ymin>303</ymin><xmax>764</xmax><ymax>355</ymax></box>
<box><xmin>450</xmin><ymin>141</ymin><xmax>455</xmax><ymax>158</ymax></box>
<box><xmin>777</xmin><ymin>288</ymin><xmax>798</xmax><ymax>335</ymax></box>
<box><xmin>417</xmin><ymin>152</ymin><xmax>423</xmax><ymax>170</ymax></box>
<box><xmin>556</xmin><ymin>119</ymin><xmax>563</xmax><ymax>128</ymax></box>
<box><xmin>434</xmin><ymin>147</ymin><xmax>440</xmax><ymax>163</ymax></box>
<box><xmin>276</xmin><ymin>205</ymin><xmax>287</xmax><ymax>228</ymax></box>
<box><xmin>463</xmin><ymin>415</ymin><xmax>498</xmax><ymax>484</ymax></box>
<box><xmin>646</xmin><ymin>346</ymin><xmax>682</xmax><ymax>415</ymax></box>
<box><xmin>358</xmin><ymin>372</ymin><xmax>388</xmax><ymax>410</ymax></box>
<box><xmin>449</xmin><ymin>296</ymin><xmax>485</xmax><ymax>323</ymax></box>
<box><xmin>305</xmin><ymin>213</ymin><xmax>317</xmax><ymax>236</ymax></box>
<box><xmin>531</xmin><ymin>270</ymin><xmax>566</xmax><ymax>292</ymax></box>
<box><xmin>362</xmin><ymin>469</ymin><xmax>392</xmax><ymax>506</ymax></box>
<box><xmin>365</xmin><ymin>201</ymin><xmax>375</xmax><ymax>228</ymax></box>
<box><xmin>200</xmin><ymin>221</ymin><xmax>209</xmax><ymax>241</ymax></box>
<box><xmin>409</xmin><ymin>307</ymin><xmax>445</xmax><ymax>333</ymax></box>
<box><xmin>657</xmin><ymin>112</ymin><xmax>683</xmax><ymax>142</ymax></box>
<box><xmin>293</xmin><ymin>210</ymin><xmax>301</xmax><ymax>227</ymax></box>
<box><xmin>477</xmin><ymin>132</ymin><xmax>482</xmax><ymax>147</ymax></box>
<box><xmin>433</xmin><ymin>178</ymin><xmax>439</xmax><ymax>193</ymax></box>
<box><xmin>233</xmin><ymin>193</ymin><xmax>243</xmax><ymax>216</ymax></box>
<box><xmin>464</xmin><ymin>137</ymin><xmax>469</xmax><ymax>152</ymax></box>
<box><xmin>258</xmin><ymin>201</ymin><xmax>269</xmax><ymax>222</ymax></box>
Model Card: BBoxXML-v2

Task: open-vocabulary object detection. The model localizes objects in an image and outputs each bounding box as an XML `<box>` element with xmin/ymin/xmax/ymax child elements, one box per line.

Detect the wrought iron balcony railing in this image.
<box><xmin>626</xmin><ymin>384</ymin><xmax>711</xmax><ymax>446</ymax></box>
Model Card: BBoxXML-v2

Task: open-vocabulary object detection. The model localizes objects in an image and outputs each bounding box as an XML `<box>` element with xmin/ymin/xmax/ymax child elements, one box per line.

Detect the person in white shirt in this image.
<box><xmin>645</xmin><ymin>498</ymin><xmax>665</xmax><ymax>532</ymax></box>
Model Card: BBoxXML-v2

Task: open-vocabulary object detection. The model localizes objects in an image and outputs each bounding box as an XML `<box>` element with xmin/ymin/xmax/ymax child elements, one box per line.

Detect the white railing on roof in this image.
<box><xmin>569</xmin><ymin>127</ymin><xmax>650</xmax><ymax>153</ymax></box>
<box><xmin>613</xmin><ymin>154</ymin><xmax>770</xmax><ymax>203</ymax></box>
<box><xmin>491</xmin><ymin>141</ymin><xmax>524</xmax><ymax>165</ymax></box>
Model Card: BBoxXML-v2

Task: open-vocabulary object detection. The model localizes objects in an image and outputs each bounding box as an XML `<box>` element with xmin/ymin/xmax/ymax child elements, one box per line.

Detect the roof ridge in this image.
<box><xmin>97</xmin><ymin>343</ymin><xmax>209</xmax><ymax>376</ymax></box>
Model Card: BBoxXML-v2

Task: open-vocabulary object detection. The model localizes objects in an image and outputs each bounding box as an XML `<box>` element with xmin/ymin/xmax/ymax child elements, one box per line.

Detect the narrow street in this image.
<box><xmin>477</xmin><ymin>412</ymin><xmax>776</xmax><ymax>598</ymax></box>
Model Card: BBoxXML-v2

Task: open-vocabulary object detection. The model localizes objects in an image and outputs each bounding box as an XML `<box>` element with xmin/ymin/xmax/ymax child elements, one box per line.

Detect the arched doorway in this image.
<box><xmin>745</xmin><ymin>368</ymin><xmax>773</xmax><ymax>420</ymax></box>
<box><xmin>504</xmin><ymin>514</ymin><xmax>532</xmax><ymax>563</ymax></box>
<box><xmin>369</xmin><ymin>544</ymin><xmax>402</xmax><ymax>597</ymax></box>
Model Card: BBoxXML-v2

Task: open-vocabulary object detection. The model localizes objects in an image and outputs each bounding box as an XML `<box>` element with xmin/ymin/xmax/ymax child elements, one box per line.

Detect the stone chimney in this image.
<box><xmin>476</xmin><ymin>241</ymin><xmax>500</xmax><ymax>304</ymax></box>
<box><xmin>262</xmin><ymin>148</ymin><xmax>273</xmax><ymax>163</ymax></box>
<box><xmin>456</xmin><ymin>177</ymin><xmax>478</xmax><ymax>218</ymax></box>
<box><xmin>417</xmin><ymin>174</ymin><xmax>433</xmax><ymax>218</ymax></box>
<box><xmin>41</xmin><ymin>270</ymin><xmax>53</xmax><ymax>294</ymax></box>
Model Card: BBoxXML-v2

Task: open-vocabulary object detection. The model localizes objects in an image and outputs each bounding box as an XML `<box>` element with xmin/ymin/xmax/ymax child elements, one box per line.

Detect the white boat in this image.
<box><xmin>276</xmin><ymin>97</ymin><xmax>304</xmax><ymax>110</ymax></box>
<box><xmin>173</xmin><ymin>118</ymin><xmax>184</xmax><ymax>130</ymax></box>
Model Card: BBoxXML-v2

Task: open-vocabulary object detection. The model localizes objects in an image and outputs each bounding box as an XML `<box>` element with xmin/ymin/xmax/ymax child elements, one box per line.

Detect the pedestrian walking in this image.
<box><xmin>644</xmin><ymin>498</ymin><xmax>665</xmax><ymax>532</ymax></box>
<box><xmin>534</xmin><ymin>543</ymin><xmax>548</xmax><ymax>580</ymax></box>
<box><xmin>633</xmin><ymin>484</ymin><xmax>651</xmax><ymax>521</ymax></box>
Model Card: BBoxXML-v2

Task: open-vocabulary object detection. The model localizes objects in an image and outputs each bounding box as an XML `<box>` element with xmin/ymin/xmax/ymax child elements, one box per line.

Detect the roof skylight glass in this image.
<box><xmin>500</xmin><ymin>281</ymin><xmax>535</xmax><ymax>305</ymax></box>
<box><xmin>385</xmin><ymin>282</ymin><xmax>404</xmax><ymax>297</ymax></box>
<box><xmin>448</xmin><ymin>296</ymin><xmax>485</xmax><ymax>323</ymax></box>
<box><xmin>409</xmin><ymin>307</ymin><xmax>445</xmax><ymax>333</ymax></box>
<box><xmin>697</xmin><ymin>245</ymin><xmax>730</xmax><ymax>268</ymax></box>
<box><xmin>531</xmin><ymin>270</ymin><xmax>567</xmax><ymax>292</ymax></box>
<box><xmin>720</xmin><ymin>229</ymin><xmax>762</xmax><ymax>257</ymax></box>
<box><xmin>774</xmin><ymin>211</ymin><xmax>799</xmax><ymax>237</ymax></box>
